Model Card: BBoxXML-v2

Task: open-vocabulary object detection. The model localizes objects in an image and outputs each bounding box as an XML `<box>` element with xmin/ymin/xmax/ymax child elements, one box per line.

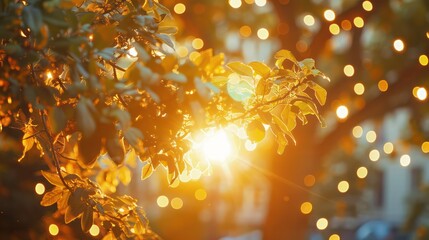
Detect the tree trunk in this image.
<box><xmin>263</xmin><ymin>125</ymin><xmax>318</xmax><ymax>240</ymax></box>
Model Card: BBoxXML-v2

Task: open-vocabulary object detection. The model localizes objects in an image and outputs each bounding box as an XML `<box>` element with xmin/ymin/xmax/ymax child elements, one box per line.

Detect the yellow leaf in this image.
<box><xmin>246</xmin><ymin>119</ymin><xmax>266</xmax><ymax>143</ymax></box>
<box><xmin>311</xmin><ymin>83</ymin><xmax>327</xmax><ymax>105</ymax></box>
<box><xmin>17</xmin><ymin>132</ymin><xmax>35</xmax><ymax>162</ymax></box>
<box><xmin>249</xmin><ymin>61</ymin><xmax>271</xmax><ymax>77</ymax></box>
<box><xmin>274</xmin><ymin>50</ymin><xmax>297</xmax><ymax>63</ymax></box>
<box><xmin>41</xmin><ymin>187</ymin><xmax>63</xmax><ymax>206</ymax></box>
<box><xmin>227</xmin><ymin>62</ymin><xmax>253</xmax><ymax>77</ymax></box>
<box><xmin>276</xmin><ymin>133</ymin><xmax>288</xmax><ymax>155</ymax></box>
<box><xmin>281</xmin><ymin>106</ymin><xmax>297</xmax><ymax>131</ymax></box>
<box><xmin>41</xmin><ymin>170</ymin><xmax>64</xmax><ymax>187</ymax></box>
<box><xmin>141</xmin><ymin>163</ymin><xmax>153</xmax><ymax>180</ymax></box>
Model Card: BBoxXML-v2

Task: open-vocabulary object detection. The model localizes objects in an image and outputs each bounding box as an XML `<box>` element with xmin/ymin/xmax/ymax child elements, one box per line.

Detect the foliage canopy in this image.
<box><xmin>0</xmin><ymin>0</ymin><xmax>328</xmax><ymax>238</ymax></box>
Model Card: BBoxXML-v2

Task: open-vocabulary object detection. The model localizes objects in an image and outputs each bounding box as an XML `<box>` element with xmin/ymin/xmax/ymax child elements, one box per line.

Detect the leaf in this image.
<box><xmin>310</xmin><ymin>83</ymin><xmax>327</xmax><ymax>105</ymax></box>
<box><xmin>276</xmin><ymin>133</ymin><xmax>287</xmax><ymax>155</ymax></box>
<box><xmin>41</xmin><ymin>187</ymin><xmax>63</xmax><ymax>206</ymax></box>
<box><xmin>249</xmin><ymin>61</ymin><xmax>271</xmax><ymax>77</ymax></box>
<box><xmin>163</xmin><ymin>72</ymin><xmax>187</xmax><ymax>83</ymax></box>
<box><xmin>246</xmin><ymin>119</ymin><xmax>266</xmax><ymax>143</ymax></box>
<box><xmin>48</xmin><ymin>107</ymin><xmax>67</xmax><ymax>134</ymax></box>
<box><xmin>22</xmin><ymin>6</ymin><xmax>43</xmax><ymax>34</ymax></box>
<box><xmin>281</xmin><ymin>106</ymin><xmax>297</xmax><ymax>131</ymax></box>
<box><xmin>93</xmin><ymin>25</ymin><xmax>117</xmax><ymax>50</ymax></box>
<box><xmin>41</xmin><ymin>170</ymin><xmax>64</xmax><ymax>187</ymax></box>
<box><xmin>57</xmin><ymin>190</ymin><xmax>70</xmax><ymax>210</ymax></box>
<box><xmin>227</xmin><ymin>74</ymin><xmax>254</xmax><ymax>102</ymax></box>
<box><xmin>118</xmin><ymin>166</ymin><xmax>131</xmax><ymax>185</ymax></box>
<box><xmin>141</xmin><ymin>163</ymin><xmax>153</xmax><ymax>180</ymax></box>
<box><xmin>274</xmin><ymin>49</ymin><xmax>297</xmax><ymax>63</ymax></box>
<box><xmin>65</xmin><ymin>188</ymin><xmax>86</xmax><ymax>223</ymax></box>
<box><xmin>227</xmin><ymin>62</ymin><xmax>253</xmax><ymax>77</ymax></box>
<box><xmin>124</xmin><ymin>127</ymin><xmax>144</xmax><ymax>153</ymax></box>
<box><xmin>17</xmin><ymin>131</ymin><xmax>35</xmax><ymax>162</ymax></box>
<box><xmin>78</xmin><ymin>133</ymin><xmax>102</xmax><ymax>167</ymax></box>
<box><xmin>81</xmin><ymin>206</ymin><xmax>93</xmax><ymax>232</ymax></box>
<box><xmin>210</xmin><ymin>76</ymin><xmax>228</xmax><ymax>87</ymax></box>
<box><xmin>132</xmin><ymin>42</ymin><xmax>150</xmax><ymax>62</ymax></box>
<box><xmin>272</xmin><ymin>115</ymin><xmax>289</xmax><ymax>134</ymax></box>
<box><xmin>158</xmin><ymin>26</ymin><xmax>178</xmax><ymax>34</ymax></box>
<box><xmin>156</xmin><ymin>33</ymin><xmax>175</xmax><ymax>49</ymax></box>
<box><xmin>106</xmin><ymin>136</ymin><xmax>125</xmax><ymax>166</ymax></box>
<box><xmin>299</xmin><ymin>58</ymin><xmax>315</xmax><ymax>70</ymax></box>
<box><xmin>76</xmin><ymin>98</ymin><xmax>96</xmax><ymax>137</ymax></box>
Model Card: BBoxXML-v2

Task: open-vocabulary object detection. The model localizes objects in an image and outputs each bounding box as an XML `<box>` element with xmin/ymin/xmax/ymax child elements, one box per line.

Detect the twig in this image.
<box><xmin>39</xmin><ymin>110</ymin><xmax>72</xmax><ymax>191</ymax></box>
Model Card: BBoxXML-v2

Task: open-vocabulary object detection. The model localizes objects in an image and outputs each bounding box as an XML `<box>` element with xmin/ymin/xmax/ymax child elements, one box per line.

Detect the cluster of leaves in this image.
<box><xmin>0</xmin><ymin>0</ymin><xmax>328</xmax><ymax>238</ymax></box>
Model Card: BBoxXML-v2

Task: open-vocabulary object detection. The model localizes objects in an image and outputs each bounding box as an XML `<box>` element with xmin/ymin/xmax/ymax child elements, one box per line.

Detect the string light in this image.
<box><xmin>383</xmin><ymin>142</ymin><xmax>394</xmax><ymax>154</ymax></box>
<box><xmin>393</xmin><ymin>39</ymin><xmax>405</xmax><ymax>52</ymax></box>
<box><xmin>49</xmin><ymin>224</ymin><xmax>59</xmax><ymax>236</ymax></box>
<box><xmin>352</xmin><ymin>126</ymin><xmax>363</xmax><ymax>138</ymax></box>
<box><xmin>356</xmin><ymin>167</ymin><xmax>368</xmax><ymax>179</ymax></box>
<box><xmin>316</xmin><ymin>218</ymin><xmax>329</xmax><ymax>230</ymax></box>
<box><xmin>323</xmin><ymin>9</ymin><xmax>335</xmax><ymax>21</ymax></box>
<box><xmin>338</xmin><ymin>181</ymin><xmax>349</xmax><ymax>193</ymax></box>
<box><xmin>157</xmin><ymin>195</ymin><xmax>169</xmax><ymax>208</ymax></box>
<box><xmin>303</xmin><ymin>15</ymin><xmax>315</xmax><ymax>26</ymax></box>
<box><xmin>174</xmin><ymin>3</ymin><xmax>186</xmax><ymax>14</ymax></box>
<box><xmin>336</xmin><ymin>105</ymin><xmax>349</xmax><ymax>119</ymax></box>
<box><xmin>257</xmin><ymin>28</ymin><xmax>269</xmax><ymax>40</ymax></box>
<box><xmin>400</xmin><ymin>154</ymin><xmax>411</xmax><ymax>167</ymax></box>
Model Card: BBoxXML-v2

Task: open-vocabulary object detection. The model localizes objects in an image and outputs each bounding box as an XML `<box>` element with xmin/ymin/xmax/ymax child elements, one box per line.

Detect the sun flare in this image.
<box><xmin>199</xmin><ymin>129</ymin><xmax>233</xmax><ymax>164</ymax></box>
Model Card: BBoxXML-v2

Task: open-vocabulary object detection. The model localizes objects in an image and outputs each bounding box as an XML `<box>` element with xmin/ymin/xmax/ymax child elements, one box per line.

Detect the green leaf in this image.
<box><xmin>163</xmin><ymin>72</ymin><xmax>187</xmax><ymax>83</ymax></box>
<box><xmin>227</xmin><ymin>62</ymin><xmax>253</xmax><ymax>77</ymax></box>
<box><xmin>81</xmin><ymin>206</ymin><xmax>93</xmax><ymax>232</ymax></box>
<box><xmin>22</xmin><ymin>6</ymin><xmax>43</xmax><ymax>34</ymax></box>
<box><xmin>309</xmin><ymin>83</ymin><xmax>327</xmax><ymax>105</ymax></box>
<box><xmin>41</xmin><ymin>170</ymin><xmax>64</xmax><ymax>187</ymax></box>
<box><xmin>246</xmin><ymin>119</ymin><xmax>266</xmax><ymax>143</ymax></box>
<box><xmin>249</xmin><ymin>61</ymin><xmax>271</xmax><ymax>77</ymax></box>
<box><xmin>48</xmin><ymin>107</ymin><xmax>67</xmax><ymax>134</ymax></box>
<box><xmin>41</xmin><ymin>188</ymin><xmax>63</xmax><ymax>206</ymax></box>
<box><xmin>141</xmin><ymin>163</ymin><xmax>153</xmax><ymax>180</ymax></box>
<box><xmin>76</xmin><ymin>98</ymin><xmax>96</xmax><ymax>137</ymax></box>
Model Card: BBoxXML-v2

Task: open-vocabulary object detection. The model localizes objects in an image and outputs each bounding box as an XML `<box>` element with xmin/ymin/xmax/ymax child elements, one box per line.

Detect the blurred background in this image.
<box><xmin>1</xmin><ymin>0</ymin><xmax>429</xmax><ymax>239</ymax></box>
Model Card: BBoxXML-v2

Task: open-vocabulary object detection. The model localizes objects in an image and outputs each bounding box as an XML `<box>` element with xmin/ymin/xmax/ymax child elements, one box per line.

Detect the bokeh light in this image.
<box><xmin>303</xmin><ymin>15</ymin><xmax>315</xmax><ymax>26</ymax></box>
<box><xmin>366</xmin><ymin>131</ymin><xmax>377</xmax><ymax>143</ymax></box>
<box><xmin>304</xmin><ymin>174</ymin><xmax>316</xmax><ymax>187</ymax></box>
<box><xmin>192</xmin><ymin>38</ymin><xmax>204</xmax><ymax>50</ymax></box>
<box><xmin>316</xmin><ymin>218</ymin><xmax>329</xmax><ymax>230</ymax></box>
<box><xmin>300</xmin><ymin>202</ymin><xmax>312</xmax><ymax>214</ymax></box>
<box><xmin>400</xmin><ymin>154</ymin><xmax>411</xmax><ymax>167</ymax></box>
<box><xmin>171</xmin><ymin>197</ymin><xmax>184</xmax><ymax>210</ymax></box>
<box><xmin>329</xmin><ymin>234</ymin><xmax>341</xmax><ymax>240</ymax></box>
<box><xmin>229</xmin><ymin>0</ymin><xmax>242</xmax><ymax>8</ymax></box>
<box><xmin>35</xmin><ymin>183</ymin><xmax>45</xmax><ymax>195</ymax></box>
<box><xmin>257</xmin><ymin>28</ymin><xmax>269</xmax><ymax>40</ymax></box>
<box><xmin>329</xmin><ymin>24</ymin><xmax>340</xmax><ymax>35</ymax></box>
<box><xmin>415</xmin><ymin>87</ymin><xmax>427</xmax><ymax>101</ymax></box>
<box><xmin>195</xmin><ymin>189</ymin><xmax>207</xmax><ymax>201</ymax></box>
<box><xmin>49</xmin><ymin>224</ymin><xmax>59</xmax><ymax>236</ymax></box>
<box><xmin>383</xmin><ymin>142</ymin><xmax>394</xmax><ymax>154</ymax></box>
<box><xmin>239</xmin><ymin>25</ymin><xmax>252</xmax><ymax>37</ymax></box>
<box><xmin>362</xmin><ymin>0</ymin><xmax>373</xmax><ymax>11</ymax></box>
<box><xmin>369</xmin><ymin>149</ymin><xmax>380</xmax><ymax>161</ymax></box>
<box><xmin>393</xmin><ymin>39</ymin><xmax>405</xmax><ymax>52</ymax></box>
<box><xmin>354</xmin><ymin>83</ymin><xmax>365</xmax><ymax>95</ymax></box>
<box><xmin>352</xmin><ymin>126</ymin><xmax>363</xmax><ymax>138</ymax></box>
<box><xmin>419</xmin><ymin>55</ymin><xmax>428</xmax><ymax>66</ymax></box>
<box><xmin>89</xmin><ymin>225</ymin><xmax>100</xmax><ymax>237</ymax></box>
<box><xmin>353</xmin><ymin>17</ymin><xmax>364</xmax><ymax>28</ymax></box>
<box><xmin>337</xmin><ymin>181</ymin><xmax>349</xmax><ymax>193</ymax></box>
<box><xmin>421</xmin><ymin>142</ymin><xmax>429</xmax><ymax>153</ymax></box>
<box><xmin>174</xmin><ymin>3</ymin><xmax>186</xmax><ymax>14</ymax></box>
<box><xmin>201</xmin><ymin>129</ymin><xmax>233</xmax><ymax>164</ymax></box>
<box><xmin>336</xmin><ymin>105</ymin><xmax>349</xmax><ymax>119</ymax></box>
<box><xmin>323</xmin><ymin>9</ymin><xmax>335</xmax><ymax>21</ymax></box>
<box><xmin>343</xmin><ymin>64</ymin><xmax>355</xmax><ymax>77</ymax></box>
<box><xmin>157</xmin><ymin>195</ymin><xmax>169</xmax><ymax>208</ymax></box>
<box><xmin>357</xmin><ymin>167</ymin><xmax>368</xmax><ymax>179</ymax></box>
<box><xmin>378</xmin><ymin>80</ymin><xmax>389</xmax><ymax>92</ymax></box>
<box><xmin>255</xmin><ymin>0</ymin><xmax>266</xmax><ymax>7</ymax></box>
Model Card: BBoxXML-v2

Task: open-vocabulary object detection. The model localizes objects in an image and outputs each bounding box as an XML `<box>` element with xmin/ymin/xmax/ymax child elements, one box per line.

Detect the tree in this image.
<box><xmin>0</xmin><ymin>0</ymin><xmax>328</xmax><ymax>238</ymax></box>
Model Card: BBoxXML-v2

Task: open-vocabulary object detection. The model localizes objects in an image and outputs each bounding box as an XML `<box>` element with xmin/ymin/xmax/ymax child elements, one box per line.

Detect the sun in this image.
<box><xmin>199</xmin><ymin>129</ymin><xmax>233</xmax><ymax>164</ymax></box>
